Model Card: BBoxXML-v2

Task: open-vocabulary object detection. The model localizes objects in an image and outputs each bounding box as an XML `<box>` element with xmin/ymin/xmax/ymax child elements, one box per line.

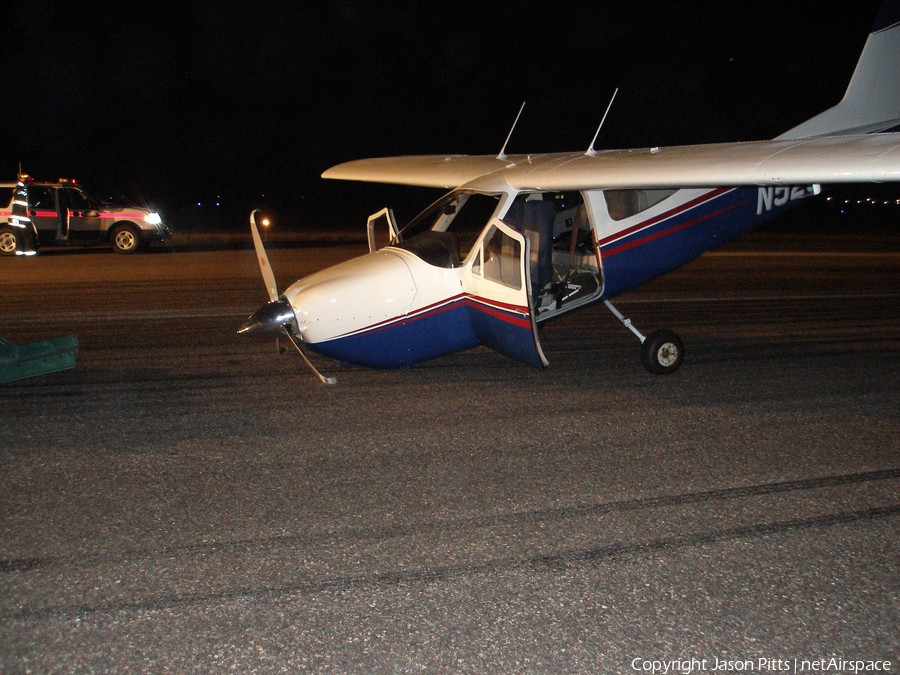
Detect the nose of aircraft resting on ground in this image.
<box><xmin>240</xmin><ymin>249</ymin><xmax>419</xmax><ymax>365</ymax></box>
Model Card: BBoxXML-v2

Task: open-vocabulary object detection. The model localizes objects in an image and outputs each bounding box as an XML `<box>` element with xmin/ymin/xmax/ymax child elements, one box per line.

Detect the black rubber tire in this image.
<box><xmin>0</xmin><ymin>227</ymin><xmax>18</xmax><ymax>256</ymax></box>
<box><xmin>111</xmin><ymin>224</ymin><xmax>141</xmax><ymax>254</ymax></box>
<box><xmin>640</xmin><ymin>329</ymin><xmax>685</xmax><ymax>375</ymax></box>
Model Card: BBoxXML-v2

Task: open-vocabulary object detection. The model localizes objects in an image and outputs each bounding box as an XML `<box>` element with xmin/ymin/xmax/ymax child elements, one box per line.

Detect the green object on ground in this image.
<box><xmin>0</xmin><ymin>335</ymin><xmax>79</xmax><ymax>384</ymax></box>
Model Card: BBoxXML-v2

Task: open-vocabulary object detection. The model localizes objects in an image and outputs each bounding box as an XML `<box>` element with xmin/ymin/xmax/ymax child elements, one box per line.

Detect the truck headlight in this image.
<box><xmin>144</xmin><ymin>212</ymin><xmax>162</xmax><ymax>225</ymax></box>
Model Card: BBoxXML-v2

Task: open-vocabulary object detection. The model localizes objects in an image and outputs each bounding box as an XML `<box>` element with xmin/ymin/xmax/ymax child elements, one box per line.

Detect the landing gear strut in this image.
<box><xmin>604</xmin><ymin>300</ymin><xmax>684</xmax><ymax>375</ymax></box>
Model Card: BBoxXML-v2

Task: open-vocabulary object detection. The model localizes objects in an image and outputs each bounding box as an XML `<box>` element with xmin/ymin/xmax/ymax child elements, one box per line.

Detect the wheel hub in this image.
<box><xmin>657</xmin><ymin>342</ymin><xmax>679</xmax><ymax>367</ymax></box>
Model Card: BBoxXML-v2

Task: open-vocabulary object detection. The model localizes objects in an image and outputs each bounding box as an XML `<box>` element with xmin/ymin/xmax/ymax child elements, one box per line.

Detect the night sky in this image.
<box><xmin>0</xmin><ymin>2</ymin><xmax>881</xmax><ymax>229</ymax></box>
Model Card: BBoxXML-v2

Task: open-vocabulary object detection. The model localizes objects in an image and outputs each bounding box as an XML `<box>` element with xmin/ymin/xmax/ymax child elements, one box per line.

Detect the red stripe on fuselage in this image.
<box><xmin>327</xmin><ymin>293</ymin><xmax>531</xmax><ymax>340</ymax></box>
<box><xmin>602</xmin><ymin>201</ymin><xmax>746</xmax><ymax>258</ymax></box>
<box><xmin>462</xmin><ymin>296</ymin><xmax>532</xmax><ymax>329</ymax></box>
<box><xmin>597</xmin><ymin>188</ymin><xmax>731</xmax><ymax>248</ymax></box>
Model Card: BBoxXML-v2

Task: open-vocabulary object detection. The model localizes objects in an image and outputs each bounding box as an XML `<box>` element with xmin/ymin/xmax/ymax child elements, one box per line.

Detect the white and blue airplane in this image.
<box><xmin>241</xmin><ymin>5</ymin><xmax>900</xmax><ymax>384</ymax></box>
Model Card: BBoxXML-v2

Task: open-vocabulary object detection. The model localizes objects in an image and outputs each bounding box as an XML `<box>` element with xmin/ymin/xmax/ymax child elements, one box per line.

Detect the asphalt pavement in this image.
<box><xmin>1</xmin><ymin>236</ymin><xmax>898</xmax><ymax>673</ymax></box>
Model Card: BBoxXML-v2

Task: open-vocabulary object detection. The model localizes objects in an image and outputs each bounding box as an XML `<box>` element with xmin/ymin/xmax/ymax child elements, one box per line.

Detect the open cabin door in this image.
<box><xmin>462</xmin><ymin>219</ymin><xmax>548</xmax><ymax>368</ymax></box>
<box><xmin>366</xmin><ymin>207</ymin><xmax>399</xmax><ymax>252</ymax></box>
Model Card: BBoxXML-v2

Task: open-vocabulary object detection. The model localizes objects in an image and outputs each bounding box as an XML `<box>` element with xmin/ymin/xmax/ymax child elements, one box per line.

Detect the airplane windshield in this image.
<box><xmin>394</xmin><ymin>190</ymin><xmax>501</xmax><ymax>268</ymax></box>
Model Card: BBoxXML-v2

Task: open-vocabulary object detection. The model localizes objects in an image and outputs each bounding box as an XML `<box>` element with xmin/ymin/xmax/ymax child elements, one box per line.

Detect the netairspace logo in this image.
<box><xmin>630</xmin><ymin>657</ymin><xmax>893</xmax><ymax>674</ymax></box>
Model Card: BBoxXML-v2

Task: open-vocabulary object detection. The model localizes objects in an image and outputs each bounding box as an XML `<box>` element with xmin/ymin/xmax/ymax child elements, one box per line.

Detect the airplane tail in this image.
<box><xmin>778</xmin><ymin>1</ymin><xmax>900</xmax><ymax>140</ymax></box>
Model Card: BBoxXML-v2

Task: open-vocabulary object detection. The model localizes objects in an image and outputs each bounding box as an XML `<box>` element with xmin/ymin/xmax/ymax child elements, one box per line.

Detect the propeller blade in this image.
<box><xmin>250</xmin><ymin>209</ymin><xmax>278</xmax><ymax>302</ymax></box>
<box><xmin>245</xmin><ymin>209</ymin><xmax>334</xmax><ymax>384</ymax></box>
<box><xmin>283</xmin><ymin>329</ymin><xmax>337</xmax><ymax>385</ymax></box>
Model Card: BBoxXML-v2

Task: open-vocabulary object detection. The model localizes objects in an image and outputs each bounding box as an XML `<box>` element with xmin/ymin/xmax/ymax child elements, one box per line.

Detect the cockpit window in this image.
<box><xmin>603</xmin><ymin>188</ymin><xmax>677</xmax><ymax>221</ymax></box>
<box><xmin>395</xmin><ymin>190</ymin><xmax>502</xmax><ymax>267</ymax></box>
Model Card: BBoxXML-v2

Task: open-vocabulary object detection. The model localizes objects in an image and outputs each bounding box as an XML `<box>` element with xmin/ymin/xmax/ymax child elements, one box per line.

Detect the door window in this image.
<box><xmin>479</xmin><ymin>225</ymin><xmax>522</xmax><ymax>290</ymax></box>
<box><xmin>63</xmin><ymin>187</ymin><xmax>92</xmax><ymax>211</ymax></box>
<box><xmin>28</xmin><ymin>186</ymin><xmax>56</xmax><ymax>211</ymax></box>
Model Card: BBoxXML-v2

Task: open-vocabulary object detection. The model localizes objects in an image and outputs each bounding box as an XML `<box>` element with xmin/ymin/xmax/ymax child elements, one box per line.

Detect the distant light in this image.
<box><xmin>197</xmin><ymin>202</ymin><xmax>201</xmax><ymax>207</ymax></box>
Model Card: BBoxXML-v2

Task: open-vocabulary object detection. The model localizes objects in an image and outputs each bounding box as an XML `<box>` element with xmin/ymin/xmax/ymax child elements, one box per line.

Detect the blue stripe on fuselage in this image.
<box><xmin>306</xmin><ymin>299</ymin><xmax>477</xmax><ymax>368</ymax></box>
<box><xmin>599</xmin><ymin>186</ymin><xmax>813</xmax><ymax>298</ymax></box>
<box><xmin>303</xmin><ymin>295</ymin><xmax>537</xmax><ymax>368</ymax></box>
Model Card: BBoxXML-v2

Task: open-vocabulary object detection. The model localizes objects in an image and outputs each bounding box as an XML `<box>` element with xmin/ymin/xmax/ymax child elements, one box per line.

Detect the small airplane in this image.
<box><xmin>240</xmin><ymin>4</ymin><xmax>900</xmax><ymax>384</ymax></box>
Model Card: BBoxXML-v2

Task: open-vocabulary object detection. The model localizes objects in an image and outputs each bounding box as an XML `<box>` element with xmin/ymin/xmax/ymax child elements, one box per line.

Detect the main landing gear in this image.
<box><xmin>603</xmin><ymin>300</ymin><xmax>684</xmax><ymax>375</ymax></box>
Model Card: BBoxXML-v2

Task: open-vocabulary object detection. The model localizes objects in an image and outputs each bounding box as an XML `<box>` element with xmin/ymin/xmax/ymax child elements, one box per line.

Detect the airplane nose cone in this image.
<box><xmin>282</xmin><ymin>250</ymin><xmax>417</xmax><ymax>348</ymax></box>
<box><xmin>238</xmin><ymin>298</ymin><xmax>296</xmax><ymax>336</ymax></box>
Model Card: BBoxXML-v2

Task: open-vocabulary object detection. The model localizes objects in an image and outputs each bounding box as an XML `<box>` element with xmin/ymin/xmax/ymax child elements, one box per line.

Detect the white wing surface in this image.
<box><xmin>322</xmin><ymin>134</ymin><xmax>900</xmax><ymax>192</ymax></box>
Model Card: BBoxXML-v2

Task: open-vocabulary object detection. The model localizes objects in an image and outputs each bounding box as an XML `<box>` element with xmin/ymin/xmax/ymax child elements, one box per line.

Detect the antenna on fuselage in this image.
<box><xmin>497</xmin><ymin>101</ymin><xmax>526</xmax><ymax>161</ymax></box>
<box><xmin>585</xmin><ymin>87</ymin><xmax>619</xmax><ymax>157</ymax></box>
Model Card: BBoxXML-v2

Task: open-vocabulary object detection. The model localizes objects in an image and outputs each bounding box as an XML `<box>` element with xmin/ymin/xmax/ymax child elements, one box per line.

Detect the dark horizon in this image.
<box><xmin>0</xmin><ymin>2</ymin><xmax>885</xmax><ymax>231</ymax></box>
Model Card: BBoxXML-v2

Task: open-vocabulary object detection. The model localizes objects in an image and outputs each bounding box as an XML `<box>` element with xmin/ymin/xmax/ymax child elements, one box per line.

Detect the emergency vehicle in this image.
<box><xmin>0</xmin><ymin>178</ymin><xmax>171</xmax><ymax>255</ymax></box>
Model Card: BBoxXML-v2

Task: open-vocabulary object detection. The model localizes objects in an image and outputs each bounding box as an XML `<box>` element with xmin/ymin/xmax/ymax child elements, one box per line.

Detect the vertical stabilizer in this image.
<box><xmin>778</xmin><ymin>1</ymin><xmax>900</xmax><ymax>139</ymax></box>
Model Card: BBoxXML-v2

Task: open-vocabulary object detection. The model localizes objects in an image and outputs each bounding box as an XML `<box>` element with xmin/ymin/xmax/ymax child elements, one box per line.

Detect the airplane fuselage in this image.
<box><xmin>240</xmin><ymin>2</ymin><xmax>900</xmax><ymax>379</ymax></box>
<box><xmin>279</xmin><ymin>183</ymin><xmax>813</xmax><ymax>369</ymax></box>
<box><xmin>592</xmin><ymin>185</ymin><xmax>818</xmax><ymax>297</ymax></box>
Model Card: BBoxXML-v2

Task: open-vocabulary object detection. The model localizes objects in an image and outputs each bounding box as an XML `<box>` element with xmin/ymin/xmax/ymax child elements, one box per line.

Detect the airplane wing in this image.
<box><xmin>321</xmin><ymin>133</ymin><xmax>900</xmax><ymax>191</ymax></box>
<box><xmin>322</xmin><ymin>154</ymin><xmax>509</xmax><ymax>190</ymax></box>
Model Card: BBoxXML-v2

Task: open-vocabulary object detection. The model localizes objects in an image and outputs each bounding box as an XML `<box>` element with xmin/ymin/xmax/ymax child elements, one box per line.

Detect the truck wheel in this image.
<box><xmin>111</xmin><ymin>224</ymin><xmax>140</xmax><ymax>254</ymax></box>
<box><xmin>0</xmin><ymin>227</ymin><xmax>19</xmax><ymax>256</ymax></box>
